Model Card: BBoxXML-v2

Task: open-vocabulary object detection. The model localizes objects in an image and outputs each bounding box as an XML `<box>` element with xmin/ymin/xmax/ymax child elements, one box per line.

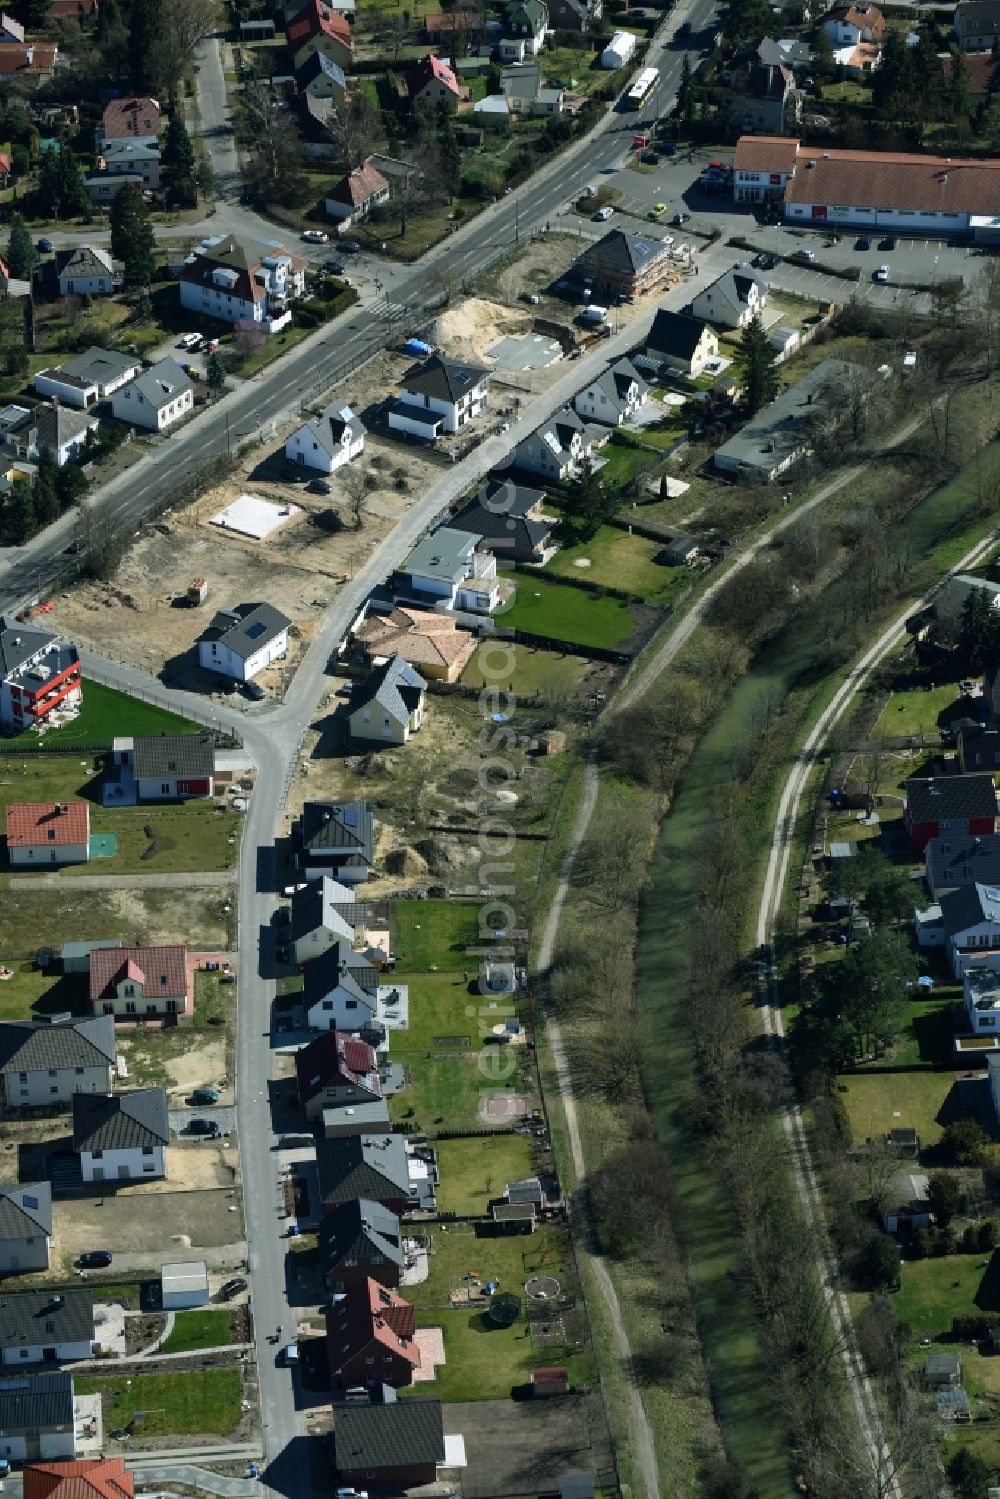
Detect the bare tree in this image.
<box><xmin>342</xmin><ymin>464</ymin><xmax>376</xmax><ymax>529</ymax></box>
<box><xmin>152</xmin><ymin>0</ymin><xmax>222</xmax><ymax>97</ymax></box>
<box><xmin>236</xmin><ymin>82</ymin><xmax>303</xmax><ymax>204</ymax></box>
<box><xmin>860</xmin><ymin>734</ymin><xmax>890</xmax><ymax>813</ymax></box>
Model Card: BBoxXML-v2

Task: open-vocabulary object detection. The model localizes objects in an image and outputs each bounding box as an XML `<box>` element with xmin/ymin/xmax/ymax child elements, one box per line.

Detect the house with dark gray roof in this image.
<box><xmin>296</xmin><ymin>1030</ymin><xmax>382</xmax><ymax>1120</ymax></box>
<box><xmin>72</xmin><ymin>1088</ymin><xmax>168</xmax><ymax>1183</ymax></box>
<box><xmin>388</xmin><ymin>354</ymin><xmax>490</xmax><ymax>440</ymax></box>
<box><xmin>349</xmin><ymin>654</ymin><xmax>427</xmax><ymax>746</ymax></box>
<box><xmin>110</xmin><ymin>731</ymin><xmax>215</xmax><ymax>802</ymax></box>
<box><xmin>0</xmin><ymin>1018</ymin><xmax>116</xmax><ymax>1109</ymax></box>
<box><xmin>0</xmin><ymin>1290</ymin><xmax>95</xmax><ymax>1366</ymax></box>
<box><xmin>925</xmin><ymin>833</ymin><xmax>1000</xmax><ymax>899</ymax></box>
<box><xmin>935</xmin><ymin>881</ymin><xmax>1000</xmax><ymax>978</ymax></box>
<box><xmin>295</xmin><ymin>801</ymin><xmax>375</xmax><ymax>884</ymax></box>
<box><xmin>197</xmin><ymin>602</ymin><xmax>292</xmax><ymax>684</ymax></box>
<box><xmin>512</xmin><ymin>405</ymin><xmax>607</xmax><ymax>482</ymax></box>
<box><xmin>714</xmin><ymin>358</ymin><xmax>855</xmax><ymax>481</ymax></box>
<box><xmin>692</xmin><ymin>264</ymin><xmax>769</xmax><ymax>330</ymax></box>
<box><xmin>53</xmin><ymin>245</ymin><xmax>122</xmax><ymax>297</ymax></box>
<box><xmin>573</xmin><ymin>357</ymin><xmax>649</xmax><ymax>428</ymax></box>
<box><xmin>1</xmin><ymin>403</ymin><xmax>99</xmax><ymax>469</ymax></box>
<box><xmin>905</xmin><ymin>773</ymin><xmax>998</xmax><ymax>852</ymax></box>
<box><xmin>452</xmin><ymin>477</ymin><xmax>555</xmax><ymax>564</ymax></box>
<box><xmin>34</xmin><ymin>346</ymin><xmax>141</xmax><ymax>410</ymax></box>
<box><xmin>320</xmin><ymin>1198</ymin><xmax>405</xmax><ymax>1293</ymax></box>
<box><xmin>0</xmin><ymin>1184</ymin><xmax>52</xmax><ymax>1273</ymax></box>
<box><xmin>317</xmin><ymin>1133</ymin><xmax>438</xmax><ymax>1214</ymax></box>
<box><xmin>575</xmin><ymin>229</ymin><xmax>676</xmax><ymax>299</ymax></box>
<box><xmin>646</xmin><ymin>308</ymin><xmax>720</xmax><ymax>376</ymax></box>
<box><xmin>303</xmin><ymin>949</ymin><xmax>379</xmax><ymax>1034</ymax></box>
<box><xmin>335</xmin><ymin>1397</ymin><xmax>445</xmax><ymax>1489</ymax></box>
<box><xmin>0</xmin><ymin>1370</ymin><xmax>75</xmax><ymax>1461</ymax></box>
<box><xmin>285</xmin><ymin>400</ymin><xmax>366</xmax><ymax>475</ymax></box>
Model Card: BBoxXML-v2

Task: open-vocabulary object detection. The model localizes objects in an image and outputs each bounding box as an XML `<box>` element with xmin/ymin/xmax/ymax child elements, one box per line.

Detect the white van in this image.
<box><xmin>593</xmin><ymin>205</ymin><xmax>615</xmax><ymax>222</ymax></box>
<box><xmin>176</xmin><ymin>333</ymin><xmax>201</xmax><ymax>351</ymax></box>
<box><xmin>580</xmin><ymin>305</ymin><xmax>608</xmax><ymax>325</ymax></box>
<box><xmin>283</xmin><ymin>1343</ymin><xmax>299</xmax><ymax>1365</ymax></box>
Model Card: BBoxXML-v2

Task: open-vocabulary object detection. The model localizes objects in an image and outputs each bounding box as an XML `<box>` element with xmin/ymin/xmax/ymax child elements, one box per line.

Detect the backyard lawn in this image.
<box><xmin>875</xmin><ymin>682</ymin><xmax>965</xmax><ymax>737</ymax></box>
<box><xmin>889</xmin><ymin>1252</ymin><xmax>1000</xmax><ymax>1340</ymax></box>
<box><xmin>498</xmin><ymin>576</ymin><xmax>636</xmax><ymax>650</ymax></box>
<box><xmin>393</xmin><ymin>902</ymin><xmax>483</xmax><ymax>972</ymax></box>
<box><xmin>837</xmin><ymin>1070</ymin><xmax>961</xmax><ymax>1147</ymax></box>
<box><xmin>3</xmin><ymin>680</ymin><xmax>203</xmax><ymax>749</ymax></box>
<box><xmin>853</xmin><ymin>995</ymin><xmax>959</xmax><ymax>1069</ymax></box>
<box><xmin>406</xmin><ymin>1221</ymin><xmax>571</xmax><ymax>1309</ymax></box>
<box><xmin>596</xmin><ymin>441</ymin><xmax>658</xmax><ymax>494</ymax></box>
<box><xmin>435</xmin><ymin>1133</ymin><xmax>534</xmax><ymax>1216</ymax></box>
<box><xmin>159</xmin><ymin>1308</ymin><xmax>232</xmax><ymax>1354</ymax></box>
<box><xmin>76</xmin><ymin>1368</ymin><xmax>242</xmax><ymax>1437</ymax></box>
<box><xmin>460</xmin><ymin>643</ymin><xmax>587</xmax><ymax>698</ymax></box>
<box><xmin>0</xmin><ymin>754</ymin><xmax>241</xmax><ymax>876</ymax></box>
<box><xmin>407</xmin><ymin>1303</ymin><xmax>590</xmax><ymax>1402</ymax></box>
<box><xmin>544</xmin><ymin>524</ymin><xmax>690</xmax><ymax>607</ymax></box>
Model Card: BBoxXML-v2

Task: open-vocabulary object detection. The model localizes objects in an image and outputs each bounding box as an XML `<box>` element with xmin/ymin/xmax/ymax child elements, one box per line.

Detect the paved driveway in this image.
<box><xmin>170</xmin><ymin>1106</ymin><xmax>237</xmax><ymax>1137</ymax></box>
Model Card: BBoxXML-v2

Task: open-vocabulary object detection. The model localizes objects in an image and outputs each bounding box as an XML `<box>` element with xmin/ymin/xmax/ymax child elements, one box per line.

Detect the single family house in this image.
<box><xmin>0</xmin><ymin>1370</ymin><xmax>74</xmax><ymax>1462</ymax></box>
<box><xmin>925</xmin><ymin>833</ymin><xmax>1000</xmax><ymax>899</ymax></box>
<box><xmin>388</xmin><ymin>355</ymin><xmax>490</xmax><ymax>440</ymax></box>
<box><xmin>88</xmin><ymin>944</ymin><xmax>191</xmax><ymax>1021</ymax></box>
<box><xmin>353</xmin><ymin>606</ymin><xmax>476</xmax><ymax>682</ymax></box>
<box><xmin>0</xmin><ymin>1291</ymin><xmax>94</xmax><ymax>1367</ymax></box>
<box><xmin>575</xmin><ymin>229</ymin><xmax>676</xmax><ymax>300</ymax></box>
<box><xmin>5</xmin><ymin>803</ymin><xmax>90</xmax><ymax>867</ymax></box>
<box><xmin>305</xmin><ymin>964</ymin><xmax>378</xmax><ymax>1034</ymax></box>
<box><xmin>23</xmin><ymin>1457</ymin><xmax>134</xmax><ymax>1498</ymax></box>
<box><xmin>0</xmin><ymin>1017</ymin><xmax>116</xmax><ymax>1109</ymax></box>
<box><xmin>407</xmin><ymin>53</ymin><xmax>463</xmax><ymax>111</ymax></box>
<box><xmin>320</xmin><ymin>1198</ymin><xmax>404</xmax><ymax>1292</ymax></box>
<box><xmin>572</xmin><ymin>357</ymin><xmax>649</xmax><ymax>427</ymax></box>
<box><xmin>500</xmin><ymin>0</ymin><xmax>548</xmax><ymax>61</ymax></box>
<box><xmin>287</xmin><ymin>0</ymin><xmax>354</xmax><ymax>72</ymax></box>
<box><xmin>905</xmin><ymin>774</ymin><xmax>998</xmax><ymax>852</ymax></box>
<box><xmin>0</xmin><ymin>1183</ymin><xmax>52</xmax><ymax>1274</ymax></box>
<box><xmin>296</xmin><ymin>1030</ymin><xmax>382</xmax><ymax>1121</ymax></box>
<box><xmin>691</xmin><ymin>265</ymin><xmax>769</xmax><ymax>330</ymax></box>
<box><xmin>512</xmin><ymin>407</ymin><xmax>605</xmax><ymax>482</ymax></box>
<box><xmin>99</xmin><ymin>96</ymin><xmax>161</xmax><ymax>146</ymax></box>
<box><xmin>333</xmin><ymin>1400</ymin><xmax>445</xmax><ymax>1493</ymax></box>
<box><xmin>72</xmin><ymin>1088</ymin><xmax>168</xmax><ymax>1183</ymax></box>
<box><xmin>53</xmin><ymin>246</ymin><xmax>122</xmax><ymax>298</ymax></box>
<box><xmin>295</xmin><ymin>802</ymin><xmax>374</xmax><ymax>884</ymax></box>
<box><xmin>349</xmin><ymin>654</ymin><xmax>426</xmax><ymax>745</ymax></box>
<box><xmin>110</xmin><ymin>359</ymin><xmax>193</xmax><ymax>433</ymax></box>
<box><xmin>325</xmin><ymin>164</ymin><xmax>390</xmax><ymax>227</ymax></box>
<box><xmin>646</xmin><ymin>308</ymin><xmax>719</xmax><ymax>376</ymax></box>
<box><xmin>326</xmin><ymin>1277</ymin><xmax>421</xmax><ymax>1388</ymax></box>
<box><xmin>197</xmin><ymin>602</ymin><xmax>291</xmax><ymax>683</ymax></box>
<box><xmin>285</xmin><ymin>402</ymin><xmax>366</xmax><ymax>474</ymax></box>
<box><xmin>2</xmin><ymin>404</ymin><xmax>99</xmax><ymax>468</ymax></box>
<box><xmin>110</xmin><ymin>732</ymin><xmax>215</xmax><ymax>802</ymax></box>
<box><xmin>398</xmin><ymin>529</ymin><xmax>499</xmax><ymax>614</ymax></box>
<box><xmin>179</xmin><ymin>235</ymin><xmax>307</xmax><ymax>328</ymax></box>
<box><xmin>35</xmin><ymin>348</ymin><xmax>141</xmax><ymax>410</ymax></box>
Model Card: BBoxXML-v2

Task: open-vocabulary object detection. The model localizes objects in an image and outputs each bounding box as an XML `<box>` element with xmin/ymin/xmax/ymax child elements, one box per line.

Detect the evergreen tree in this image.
<box><xmin>162</xmin><ymin>114</ymin><xmax>197</xmax><ymax>207</ymax></box>
<box><xmin>96</xmin><ymin>0</ymin><xmax>124</xmax><ymax>43</ymax></box>
<box><xmin>958</xmin><ymin>587</ymin><xmax>1000</xmax><ymax>667</ymax></box>
<box><xmin>56</xmin><ymin>146</ymin><xmax>91</xmax><ymax>220</ymax></box>
<box><xmin>739</xmin><ymin>312</ymin><xmax>779</xmax><ymax>415</ymax></box>
<box><xmin>32</xmin><ymin>449</ymin><xmax>59</xmax><ymax>528</ymax></box>
<box><xmin>6</xmin><ymin>483</ymin><xmax>35</xmax><ymax>544</ymax></box>
<box><xmin>6</xmin><ymin>213</ymin><xmax>36</xmax><ymax>279</ymax></box>
<box><xmin>35</xmin><ymin>147</ymin><xmax>62</xmax><ymax>218</ymax></box>
<box><xmin>948</xmin><ymin>48</ymin><xmax>974</xmax><ymax>121</ymax></box>
<box><xmin>565</xmin><ymin>461</ymin><xmax>614</xmax><ymax>541</ymax></box>
<box><xmin>56</xmin><ymin>463</ymin><xmax>88</xmax><ymax>512</ymax></box>
<box><xmin>718</xmin><ymin>0</ymin><xmax>771</xmax><ymax>46</ymax></box>
<box><xmin>436</xmin><ymin>113</ymin><xmax>461</xmax><ymax>202</ymax></box>
<box><xmin>206</xmin><ymin>353</ymin><xmax>226</xmax><ymax>394</ymax></box>
<box><xmin>110</xmin><ymin>183</ymin><xmax>156</xmax><ymax>287</ymax></box>
<box><xmin>129</xmin><ymin>0</ymin><xmax>163</xmax><ymax>90</ymax></box>
<box><xmin>677</xmin><ymin>54</ymin><xmax>694</xmax><ymax>121</ymax></box>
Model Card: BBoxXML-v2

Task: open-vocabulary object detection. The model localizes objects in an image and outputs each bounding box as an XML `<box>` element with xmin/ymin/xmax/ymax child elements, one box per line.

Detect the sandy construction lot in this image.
<box><xmin>51</xmin><ymin>1183</ymin><xmax>243</xmax><ymax>1272</ymax></box>
<box><xmin>53</xmin><ymin>372</ymin><xmax>442</xmax><ymax>687</ymax></box>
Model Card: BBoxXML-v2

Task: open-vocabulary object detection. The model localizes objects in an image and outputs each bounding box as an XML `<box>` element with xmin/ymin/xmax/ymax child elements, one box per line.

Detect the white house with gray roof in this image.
<box><xmin>573</xmin><ymin>357</ymin><xmax>649</xmax><ymax>427</ymax></box>
<box><xmin>0</xmin><ymin>1184</ymin><xmax>52</xmax><ymax>1274</ymax></box>
<box><xmin>293</xmin><ymin>877</ymin><xmax>358</xmax><ymax>966</ymax></box>
<box><xmin>399</xmin><ymin>528</ymin><xmax>499</xmax><ymax>614</ymax></box>
<box><xmin>1</xmin><ymin>403</ymin><xmax>99</xmax><ymax>468</ymax></box>
<box><xmin>388</xmin><ymin>354</ymin><xmax>490</xmax><ymax>440</ymax></box>
<box><xmin>34</xmin><ymin>347</ymin><xmax>142</xmax><ymax>409</ymax></box>
<box><xmin>349</xmin><ymin>653</ymin><xmax>426</xmax><ymax>745</ymax></box>
<box><xmin>285</xmin><ymin>400</ymin><xmax>366</xmax><ymax>474</ymax></box>
<box><xmin>197</xmin><ymin>601</ymin><xmax>291</xmax><ymax>682</ymax></box>
<box><xmin>110</xmin><ymin>358</ymin><xmax>193</xmax><ymax>432</ymax></box>
<box><xmin>714</xmin><ymin>358</ymin><xmax>853</xmax><ymax>481</ymax></box>
<box><xmin>512</xmin><ymin>405</ymin><xmax>607</xmax><ymax>481</ymax></box>
<box><xmin>295</xmin><ymin>803</ymin><xmax>374</xmax><ymax>884</ymax></box>
<box><xmin>306</xmin><ymin>965</ymin><xmax>377</xmax><ymax>1033</ymax></box>
<box><xmin>72</xmin><ymin>1088</ymin><xmax>168</xmax><ymax>1183</ymax></box>
<box><xmin>54</xmin><ymin>245</ymin><xmax>122</xmax><ymax>298</ymax></box>
<box><xmin>691</xmin><ymin>264</ymin><xmax>769</xmax><ymax>330</ymax></box>
<box><xmin>936</xmin><ymin>881</ymin><xmax>1000</xmax><ymax>978</ymax></box>
<box><xmin>0</xmin><ymin>1017</ymin><xmax>116</xmax><ymax>1109</ymax></box>
<box><xmin>0</xmin><ymin>1290</ymin><xmax>95</xmax><ymax>1366</ymax></box>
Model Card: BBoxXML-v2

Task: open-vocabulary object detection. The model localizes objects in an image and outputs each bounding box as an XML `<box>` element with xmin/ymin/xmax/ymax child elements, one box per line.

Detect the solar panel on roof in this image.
<box><xmin>344</xmin><ymin>809</ymin><xmax>357</xmax><ymax>826</ymax></box>
<box><xmin>22</xmin><ymin>1195</ymin><xmax>37</xmax><ymax>1209</ymax></box>
<box><xmin>455</xmin><ymin>371</ymin><xmax>470</xmax><ymax>384</ymax></box>
<box><xmin>245</xmin><ymin>621</ymin><xmax>266</xmax><ymax>639</ymax></box>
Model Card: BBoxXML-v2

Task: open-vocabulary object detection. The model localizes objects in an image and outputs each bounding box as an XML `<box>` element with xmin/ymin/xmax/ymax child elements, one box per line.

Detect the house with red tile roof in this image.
<box><xmin>47</xmin><ymin>0</ymin><xmax>100</xmax><ymax>20</ymax></box>
<box><xmin>88</xmin><ymin>944</ymin><xmax>191</xmax><ymax>1020</ymax></box>
<box><xmin>296</xmin><ymin>1030</ymin><xmax>382</xmax><ymax>1121</ymax></box>
<box><xmin>24</xmin><ymin>1457</ymin><xmax>134</xmax><ymax>1499</ymax></box>
<box><xmin>98</xmin><ymin>97</ymin><xmax>161</xmax><ymax>147</ymax></box>
<box><xmin>0</xmin><ymin>43</ymin><xmax>57</xmax><ymax>78</ymax></box>
<box><xmin>5</xmin><ymin>802</ymin><xmax>90</xmax><ymax>866</ymax></box>
<box><xmin>325</xmin><ymin>162</ymin><xmax>390</xmax><ymax>227</ymax></box>
<box><xmin>821</xmin><ymin>1</ymin><xmax>885</xmax><ymax>44</ymax></box>
<box><xmin>287</xmin><ymin>0</ymin><xmax>353</xmax><ymax>72</ymax></box>
<box><xmin>179</xmin><ymin>234</ymin><xmax>307</xmax><ymax>328</ymax></box>
<box><xmin>326</xmin><ymin>1277</ymin><xmax>421</xmax><ymax>1389</ymax></box>
<box><xmin>408</xmin><ymin>53</ymin><xmax>463</xmax><ymax>110</ymax></box>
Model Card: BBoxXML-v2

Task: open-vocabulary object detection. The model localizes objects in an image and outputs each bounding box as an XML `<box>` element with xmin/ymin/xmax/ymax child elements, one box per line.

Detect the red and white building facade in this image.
<box><xmin>0</xmin><ymin>618</ymin><xmax>82</xmax><ymax>735</ymax></box>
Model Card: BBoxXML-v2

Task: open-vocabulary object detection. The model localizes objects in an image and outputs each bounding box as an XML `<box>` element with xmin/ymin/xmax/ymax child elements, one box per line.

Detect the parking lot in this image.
<box><xmin>571</xmin><ymin>144</ymin><xmax>992</xmax><ymax>317</ymax></box>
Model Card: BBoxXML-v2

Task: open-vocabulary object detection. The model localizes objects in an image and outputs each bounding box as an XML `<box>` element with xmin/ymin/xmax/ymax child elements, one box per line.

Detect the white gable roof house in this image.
<box><xmin>691</xmin><ymin>264</ymin><xmax>769</xmax><ymax>329</ymax></box>
<box><xmin>388</xmin><ymin>354</ymin><xmax>491</xmax><ymax>440</ymax></box>
<box><xmin>285</xmin><ymin>401</ymin><xmax>366</xmax><ymax>474</ymax></box>
<box><xmin>1</xmin><ymin>404</ymin><xmax>98</xmax><ymax>468</ymax></box>
<box><xmin>110</xmin><ymin>358</ymin><xmax>193</xmax><ymax>432</ymax></box>
<box><xmin>54</xmin><ymin>244</ymin><xmax>122</xmax><ymax>298</ymax></box>
<box><xmin>325</xmin><ymin>162</ymin><xmax>390</xmax><ymax>226</ymax></box>
<box><xmin>35</xmin><ymin>347</ymin><xmax>142</xmax><ymax>410</ymax></box>
<box><xmin>573</xmin><ymin>357</ymin><xmax>649</xmax><ymax>427</ymax></box>
<box><xmin>513</xmin><ymin>405</ymin><xmax>607</xmax><ymax>480</ymax></box>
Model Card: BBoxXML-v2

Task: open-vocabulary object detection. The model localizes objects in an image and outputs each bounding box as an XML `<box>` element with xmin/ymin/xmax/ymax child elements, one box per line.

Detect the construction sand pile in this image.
<box><xmin>426</xmin><ymin>297</ymin><xmax>532</xmax><ymax>358</ymax></box>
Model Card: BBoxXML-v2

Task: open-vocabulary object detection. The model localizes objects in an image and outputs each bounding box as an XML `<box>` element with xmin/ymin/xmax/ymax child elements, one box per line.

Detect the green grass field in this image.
<box><xmin>407</xmin><ymin>1220</ymin><xmax>571</xmax><ymax>1308</ymax></box>
<box><xmin>596</xmin><ymin>441</ymin><xmax>658</xmax><ymax>494</ymax></box>
<box><xmin>435</xmin><ymin>1134</ymin><xmax>534</xmax><ymax>1216</ymax></box>
<box><xmin>3</xmin><ymin>680</ymin><xmax>201</xmax><ymax>749</ymax></box>
<box><xmin>889</xmin><ymin>1253</ymin><xmax>1000</xmax><ymax>1339</ymax></box>
<box><xmin>460</xmin><ymin>643</ymin><xmax>587</xmax><ymax>698</ymax></box>
<box><xmin>76</xmin><ymin>1368</ymin><xmax>242</xmax><ymax>1437</ymax></box>
<box><xmin>159</xmin><ymin>1309</ymin><xmax>232</xmax><ymax>1354</ymax></box>
<box><xmin>544</xmin><ymin>524</ymin><xmax>690</xmax><ymax>606</ymax></box>
<box><xmin>876</xmin><ymin>682</ymin><xmax>964</xmax><ymax>736</ymax></box>
<box><xmin>837</xmin><ymin>1070</ymin><xmax>960</xmax><ymax>1147</ymax></box>
<box><xmin>0</xmin><ymin>753</ymin><xmax>240</xmax><ymax>876</ymax></box>
<box><xmin>393</xmin><ymin>902</ymin><xmax>482</xmax><ymax>971</ymax></box>
<box><xmin>498</xmin><ymin>576</ymin><xmax>636</xmax><ymax>649</ymax></box>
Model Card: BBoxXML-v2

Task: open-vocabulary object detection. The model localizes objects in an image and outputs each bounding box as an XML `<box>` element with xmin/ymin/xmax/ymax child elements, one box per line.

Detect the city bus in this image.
<box><xmin>625</xmin><ymin>66</ymin><xmax>659</xmax><ymax>109</ymax></box>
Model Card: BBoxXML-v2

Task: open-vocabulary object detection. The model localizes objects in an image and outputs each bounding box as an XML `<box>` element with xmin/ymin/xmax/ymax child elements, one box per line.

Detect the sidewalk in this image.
<box><xmin>8</xmin><ymin>870</ymin><xmax>236</xmax><ymax>889</ymax></box>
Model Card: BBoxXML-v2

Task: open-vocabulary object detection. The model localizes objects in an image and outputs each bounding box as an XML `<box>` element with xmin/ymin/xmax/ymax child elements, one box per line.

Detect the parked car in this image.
<box><xmin>640</xmin><ymin>150</ymin><xmax>658</xmax><ymax>164</ymax></box>
<box><xmin>339</xmin><ymin>239</ymin><xmax>361</xmax><ymax>253</ymax></box>
<box><xmin>649</xmin><ymin>202</ymin><xmax>667</xmax><ymax>219</ymax></box>
<box><xmin>593</xmin><ymin>205</ymin><xmax>614</xmax><ymax>222</ymax></box>
<box><xmin>243</xmin><ymin>680</ymin><xmax>266</xmax><ymax>701</ymax></box>
<box><xmin>878</xmin><ymin>235</ymin><xmax>897</xmax><ymax>251</ymax></box>
<box><xmin>792</xmin><ymin>247</ymin><xmax>815</xmax><ymax>261</ymax></box>
<box><xmin>37</xmin><ymin>236</ymin><xmax>54</xmax><ymax>253</ymax></box>
<box><xmin>187</xmin><ymin>1118</ymin><xmax>220</xmax><ymax>1136</ymax></box>
<box><xmin>219</xmin><ymin>1277</ymin><xmax>248</xmax><ymax>1301</ymax></box>
<box><xmin>874</xmin><ymin>263</ymin><xmax>890</xmax><ymax>282</ymax></box>
<box><xmin>672</xmin><ymin>211</ymin><xmax>689</xmax><ymax>226</ymax></box>
<box><xmin>306</xmin><ymin>478</ymin><xmax>332</xmax><ymax>494</ymax></box>
<box><xmin>177</xmin><ymin>333</ymin><xmax>201</xmax><ymax>351</ymax></box>
<box><xmin>301</xmin><ymin>229</ymin><xmax>328</xmax><ymax>243</ymax></box>
<box><xmin>323</xmin><ymin>259</ymin><xmax>346</xmax><ymax>274</ymax></box>
<box><xmin>855</xmin><ymin>235</ymin><xmax>871</xmax><ymax>251</ymax></box>
<box><xmin>77</xmin><ymin>1250</ymin><xmax>112</xmax><ymax>1269</ymax></box>
<box><xmin>190</xmin><ymin>1087</ymin><xmax>220</xmax><ymax>1105</ymax></box>
<box><xmin>659</xmin><ymin>141</ymin><xmax>677</xmax><ymax>156</ymax></box>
